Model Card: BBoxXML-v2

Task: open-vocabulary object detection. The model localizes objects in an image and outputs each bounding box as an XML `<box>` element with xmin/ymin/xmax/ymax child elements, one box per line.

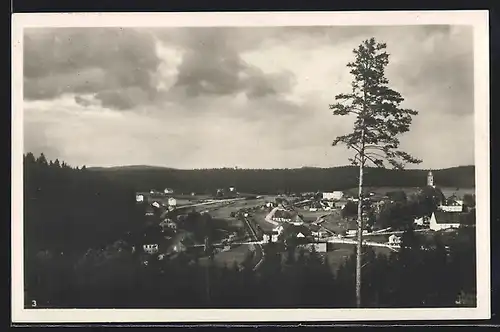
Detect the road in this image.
<box><xmin>242</xmin><ymin>216</ymin><xmax>265</xmax><ymax>270</ymax></box>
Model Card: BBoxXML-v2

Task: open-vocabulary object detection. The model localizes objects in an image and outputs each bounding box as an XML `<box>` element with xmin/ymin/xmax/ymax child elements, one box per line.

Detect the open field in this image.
<box><xmin>323</xmin><ymin>243</ymin><xmax>393</xmax><ymax>274</ymax></box>
<box><xmin>198</xmin><ymin>244</ymin><xmax>251</xmax><ymax>268</ymax></box>
<box><xmin>298</xmin><ymin>210</ymin><xmax>336</xmax><ymax>223</ymax></box>
<box><xmin>321</xmin><ymin>214</ymin><xmax>351</xmax><ymax>234</ymax></box>
<box><xmin>251</xmin><ymin>211</ymin><xmax>278</xmax><ymax>232</ymax></box>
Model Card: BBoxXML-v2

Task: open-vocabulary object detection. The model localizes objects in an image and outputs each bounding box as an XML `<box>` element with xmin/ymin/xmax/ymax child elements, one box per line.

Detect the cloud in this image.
<box><xmin>163</xmin><ymin>28</ymin><xmax>296</xmax><ymax>99</ymax></box>
<box><xmin>22</xmin><ymin>25</ymin><xmax>476</xmax><ymax>169</ymax></box>
<box><xmin>24</xmin><ymin>28</ymin><xmax>161</xmax><ymax>110</ymax></box>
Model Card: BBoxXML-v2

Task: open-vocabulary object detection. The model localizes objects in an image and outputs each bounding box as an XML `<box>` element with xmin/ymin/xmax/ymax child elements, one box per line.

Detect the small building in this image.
<box><xmin>429</xmin><ymin>211</ymin><xmax>463</xmax><ymax>231</ymax></box>
<box><xmin>152</xmin><ymin>201</ymin><xmax>161</xmax><ymax>208</ymax></box>
<box><xmin>312</xmin><ymin>242</ymin><xmax>327</xmax><ymax>253</ymax></box>
<box><xmin>414</xmin><ymin>215</ymin><xmax>431</xmax><ymax>226</ymax></box>
<box><xmin>136</xmin><ymin>194</ymin><xmax>144</xmax><ymax>202</ymax></box>
<box><xmin>438</xmin><ymin>198</ymin><xmax>464</xmax><ymax>213</ymax></box>
<box><xmin>263</xmin><ymin>234</ymin><xmax>271</xmax><ymax>243</ymax></box>
<box><xmin>312</xmin><ymin>230</ymin><xmax>328</xmax><ymax>239</ymax></box>
<box><xmin>388</xmin><ymin>234</ymin><xmax>402</xmax><ymax>245</ymax></box>
<box><xmin>323</xmin><ymin>191</ymin><xmax>344</xmax><ymax>201</ymax></box>
<box><xmin>273</xmin><ymin>225</ymin><xmax>284</xmax><ymax>236</ymax></box>
<box><xmin>143</xmin><ymin>243</ymin><xmax>159</xmax><ymax>254</ymax></box>
<box><xmin>168</xmin><ymin>197</ymin><xmax>177</xmax><ymax>207</ymax></box>
<box><xmin>164</xmin><ymin>188</ymin><xmax>174</xmax><ymax>194</ymax></box>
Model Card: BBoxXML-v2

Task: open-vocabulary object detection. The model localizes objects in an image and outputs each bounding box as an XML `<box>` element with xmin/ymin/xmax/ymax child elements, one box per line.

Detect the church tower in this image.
<box><xmin>427</xmin><ymin>170</ymin><xmax>435</xmax><ymax>187</ymax></box>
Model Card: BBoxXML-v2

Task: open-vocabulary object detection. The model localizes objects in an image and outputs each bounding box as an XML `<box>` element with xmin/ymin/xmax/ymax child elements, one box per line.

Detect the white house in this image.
<box><xmin>439</xmin><ymin>205</ymin><xmax>463</xmax><ymax>212</ymax></box>
<box><xmin>271</xmin><ymin>234</ymin><xmax>279</xmax><ymax>242</ymax></box>
<box><xmin>429</xmin><ymin>211</ymin><xmax>462</xmax><ymax>231</ymax></box>
<box><xmin>263</xmin><ymin>234</ymin><xmax>271</xmax><ymax>243</ymax></box>
<box><xmin>168</xmin><ymin>197</ymin><xmax>177</xmax><ymax>207</ymax></box>
<box><xmin>273</xmin><ymin>225</ymin><xmax>284</xmax><ymax>236</ymax></box>
<box><xmin>388</xmin><ymin>234</ymin><xmax>401</xmax><ymax>245</ymax></box>
<box><xmin>438</xmin><ymin>198</ymin><xmax>464</xmax><ymax>213</ymax></box>
<box><xmin>152</xmin><ymin>201</ymin><xmax>161</xmax><ymax>208</ymax></box>
<box><xmin>414</xmin><ymin>215</ymin><xmax>430</xmax><ymax>226</ymax></box>
<box><xmin>143</xmin><ymin>244</ymin><xmax>159</xmax><ymax>254</ymax></box>
<box><xmin>136</xmin><ymin>194</ymin><xmax>144</xmax><ymax>202</ymax></box>
<box><xmin>164</xmin><ymin>188</ymin><xmax>174</xmax><ymax>194</ymax></box>
<box><xmin>323</xmin><ymin>191</ymin><xmax>344</xmax><ymax>201</ymax></box>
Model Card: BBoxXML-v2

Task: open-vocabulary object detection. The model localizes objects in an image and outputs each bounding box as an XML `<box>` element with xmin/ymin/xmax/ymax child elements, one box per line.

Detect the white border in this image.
<box><xmin>11</xmin><ymin>10</ymin><xmax>490</xmax><ymax>323</ymax></box>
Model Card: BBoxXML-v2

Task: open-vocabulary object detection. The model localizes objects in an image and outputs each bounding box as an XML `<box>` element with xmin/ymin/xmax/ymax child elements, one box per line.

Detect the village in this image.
<box><xmin>132</xmin><ymin>170</ymin><xmax>476</xmax><ymax>270</ymax></box>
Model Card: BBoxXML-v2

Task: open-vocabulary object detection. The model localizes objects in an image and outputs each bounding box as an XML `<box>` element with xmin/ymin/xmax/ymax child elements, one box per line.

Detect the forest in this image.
<box><xmin>89</xmin><ymin>165</ymin><xmax>475</xmax><ymax>195</ymax></box>
<box><xmin>23</xmin><ymin>153</ymin><xmax>477</xmax><ymax>308</ymax></box>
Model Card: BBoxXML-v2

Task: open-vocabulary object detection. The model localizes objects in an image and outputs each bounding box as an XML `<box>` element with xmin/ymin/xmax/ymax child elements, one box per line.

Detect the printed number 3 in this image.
<box><xmin>31</xmin><ymin>300</ymin><xmax>37</xmax><ymax>307</ymax></box>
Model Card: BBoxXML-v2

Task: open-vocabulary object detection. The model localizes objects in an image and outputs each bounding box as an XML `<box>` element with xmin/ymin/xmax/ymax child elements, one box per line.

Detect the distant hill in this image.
<box><xmin>89</xmin><ymin>165</ymin><xmax>176</xmax><ymax>171</ymax></box>
<box><xmin>89</xmin><ymin>165</ymin><xmax>475</xmax><ymax>195</ymax></box>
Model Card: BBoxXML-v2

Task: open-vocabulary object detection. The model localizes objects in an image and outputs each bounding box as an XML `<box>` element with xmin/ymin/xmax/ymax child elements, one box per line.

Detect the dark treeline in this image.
<box><xmin>89</xmin><ymin>165</ymin><xmax>475</xmax><ymax>194</ymax></box>
<box><xmin>26</xmin><ymin>229</ymin><xmax>476</xmax><ymax>309</ymax></box>
<box><xmin>24</xmin><ymin>153</ymin><xmax>476</xmax><ymax>308</ymax></box>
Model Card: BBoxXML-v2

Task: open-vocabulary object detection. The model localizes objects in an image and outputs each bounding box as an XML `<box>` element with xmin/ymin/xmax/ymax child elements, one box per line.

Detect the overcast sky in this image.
<box><xmin>23</xmin><ymin>25</ymin><xmax>474</xmax><ymax>169</ymax></box>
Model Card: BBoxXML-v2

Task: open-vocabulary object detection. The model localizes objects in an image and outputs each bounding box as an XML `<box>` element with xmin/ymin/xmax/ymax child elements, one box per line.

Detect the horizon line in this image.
<box><xmin>86</xmin><ymin>164</ymin><xmax>475</xmax><ymax>171</ymax></box>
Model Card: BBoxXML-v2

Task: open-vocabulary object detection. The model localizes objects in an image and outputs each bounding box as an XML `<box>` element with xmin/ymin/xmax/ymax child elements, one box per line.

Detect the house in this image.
<box><xmin>312</xmin><ymin>230</ymin><xmax>328</xmax><ymax>239</ymax></box>
<box><xmin>312</xmin><ymin>242</ymin><xmax>328</xmax><ymax>253</ymax></box>
<box><xmin>429</xmin><ymin>211</ymin><xmax>463</xmax><ymax>231</ymax></box>
<box><xmin>414</xmin><ymin>215</ymin><xmax>431</xmax><ymax>226</ymax></box>
<box><xmin>299</xmin><ymin>242</ymin><xmax>328</xmax><ymax>253</ymax></box>
<box><xmin>263</xmin><ymin>234</ymin><xmax>271</xmax><ymax>243</ymax></box>
<box><xmin>136</xmin><ymin>194</ymin><xmax>144</xmax><ymax>202</ymax></box>
<box><xmin>438</xmin><ymin>197</ymin><xmax>464</xmax><ymax>213</ymax></box>
<box><xmin>388</xmin><ymin>234</ymin><xmax>402</xmax><ymax>245</ymax></box>
<box><xmin>164</xmin><ymin>188</ymin><xmax>174</xmax><ymax>194</ymax></box>
<box><xmin>160</xmin><ymin>219</ymin><xmax>177</xmax><ymax>232</ymax></box>
<box><xmin>143</xmin><ymin>243</ymin><xmax>159</xmax><ymax>254</ymax></box>
<box><xmin>322</xmin><ymin>191</ymin><xmax>344</xmax><ymax>201</ymax></box>
<box><xmin>167</xmin><ymin>197</ymin><xmax>177</xmax><ymax>207</ymax></box>
<box><xmin>273</xmin><ymin>225</ymin><xmax>284</xmax><ymax>236</ymax></box>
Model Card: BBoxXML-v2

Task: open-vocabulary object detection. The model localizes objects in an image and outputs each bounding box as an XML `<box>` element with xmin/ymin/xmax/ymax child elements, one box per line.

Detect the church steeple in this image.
<box><xmin>427</xmin><ymin>170</ymin><xmax>435</xmax><ymax>187</ymax></box>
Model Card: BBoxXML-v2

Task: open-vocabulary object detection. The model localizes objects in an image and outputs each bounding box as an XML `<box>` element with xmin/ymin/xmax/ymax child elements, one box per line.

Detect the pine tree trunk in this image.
<box><xmin>356</xmin><ymin>159</ymin><xmax>364</xmax><ymax>308</ymax></box>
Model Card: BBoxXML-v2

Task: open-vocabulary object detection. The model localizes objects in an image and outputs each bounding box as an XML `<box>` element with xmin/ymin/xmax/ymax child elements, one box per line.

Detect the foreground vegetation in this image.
<box><xmin>23</xmin><ymin>153</ymin><xmax>477</xmax><ymax>308</ymax></box>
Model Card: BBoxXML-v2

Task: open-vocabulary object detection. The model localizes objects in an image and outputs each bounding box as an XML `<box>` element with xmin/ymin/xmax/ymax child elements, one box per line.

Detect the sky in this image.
<box><xmin>23</xmin><ymin>25</ymin><xmax>475</xmax><ymax>169</ymax></box>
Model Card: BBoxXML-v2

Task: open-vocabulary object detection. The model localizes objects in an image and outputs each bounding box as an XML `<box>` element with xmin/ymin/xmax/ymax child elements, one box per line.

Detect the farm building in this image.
<box><xmin>414</xmin><ymin>215</ymin><xmax>431</xmax><ymax>226</ymax></box>
<box><xmin>323</xmin><ymin>191</ymin><xmax>344</xmax><ymax>201</ymax></box>
<box><xmin>429</xmin><ymin>211</ymin><xmax>463</xmax><ymax>231</ymax></box>
<box><xmin>438</xmin><ymin>196</ymin><xmax>464</xmax><ymax>213</ymax></box>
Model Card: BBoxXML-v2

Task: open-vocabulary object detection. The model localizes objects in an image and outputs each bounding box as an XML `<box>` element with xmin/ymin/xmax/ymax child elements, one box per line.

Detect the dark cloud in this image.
<box><xmin>74</xmin><ymin>95</ymin><xmax>91</xmax><ymax>107</ymax></box>
<box><xmin>24</xmin><ymin>27</ymin><xmax>297</xmax><ymax>108</ymax></box>
<box><xmin>24</xmin><ymin>28</ymin><xmax>161</xmax><ymax>109</ymax></box>
<box><xmin>158</xmin><ymin>28</ymin><xmax>296</xmax><ymax>99</ymax></box>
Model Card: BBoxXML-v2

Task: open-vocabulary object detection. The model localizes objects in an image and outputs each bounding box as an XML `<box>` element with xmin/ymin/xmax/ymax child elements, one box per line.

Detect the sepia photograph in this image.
<box><xmin>11</xmin><ymin>11</ymin><xmax>490</xmax><ymax>323</ymax></box>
